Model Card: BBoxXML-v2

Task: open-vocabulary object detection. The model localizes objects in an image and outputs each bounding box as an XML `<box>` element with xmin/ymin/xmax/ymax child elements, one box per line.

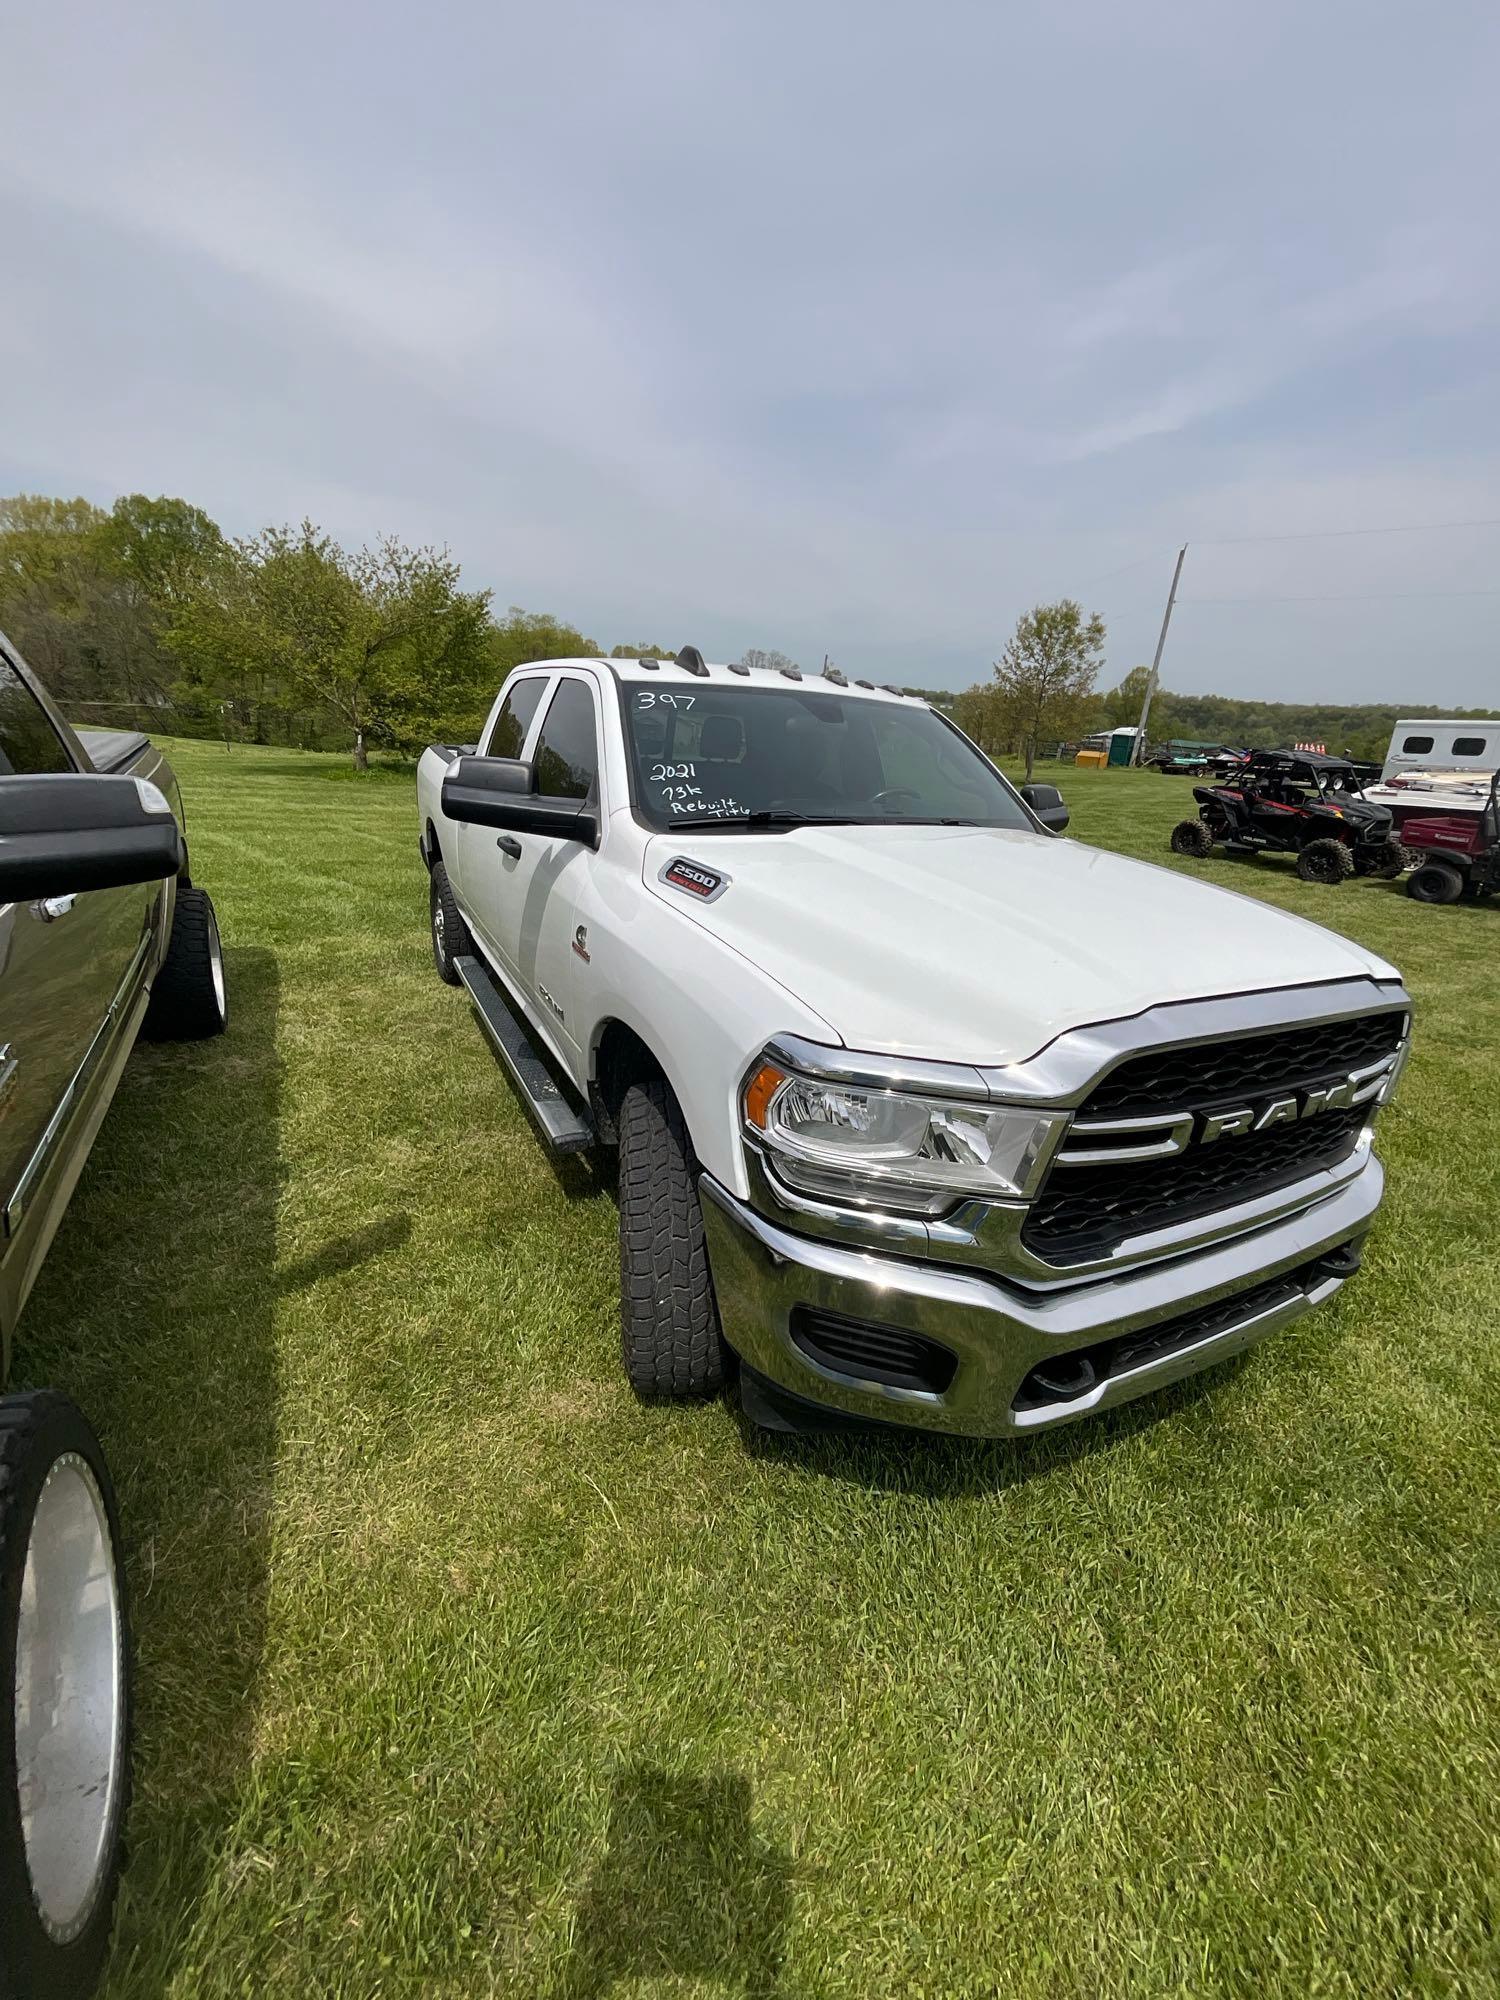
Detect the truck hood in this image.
<box><xmin>642</xmin><ymin>825</ymin><xmax>1395</xmax><ymax>1065</ymax></box>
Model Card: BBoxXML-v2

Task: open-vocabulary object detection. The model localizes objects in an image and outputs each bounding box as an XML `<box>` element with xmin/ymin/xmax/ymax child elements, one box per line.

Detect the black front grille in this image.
<box><xmin>1011</xmin><ymin>1253</ymin><xmax>1345</xmax><ymax>1414</ymax></box>
<box><xmin>791</xmin><ymin>1308</ymin><xmax>957</xmax><ymax>1394</ymax></box>
<box><xmin>1085</xmin><ymin>1011</ymin><xmax>1404</xmax><ymax>1117</ymax></box>
<box><xmin>1024</xmin><ymin>1104</ymin><xmax>1366</xmax><ymax>1266</ymax></box>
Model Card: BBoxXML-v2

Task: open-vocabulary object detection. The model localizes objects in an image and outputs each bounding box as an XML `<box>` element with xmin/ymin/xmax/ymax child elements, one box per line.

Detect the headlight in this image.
<box><xmin>742</xmin><ymin>1059</ymin><xmax>1066</xmax><ymax>1210</ymax></box>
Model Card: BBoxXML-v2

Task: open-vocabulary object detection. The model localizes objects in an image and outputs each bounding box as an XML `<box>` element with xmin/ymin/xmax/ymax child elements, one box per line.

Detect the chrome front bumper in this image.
<box><xmin>699</xmin><ymin>1159</ymin><xmax>1383</xmax><ymax>1436</ymax></box>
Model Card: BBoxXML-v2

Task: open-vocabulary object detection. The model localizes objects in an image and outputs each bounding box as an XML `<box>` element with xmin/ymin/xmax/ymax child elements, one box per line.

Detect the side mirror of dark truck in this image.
<box><xmin>0</xmin><ymin>773</ymin><xmax>184</xmax><ymax>899</ymax></box>
<box><xmin>441</xmin><ymin>755</ymin><xmax>598</xmax><ymax>847</ymax></box>
<box><xmin>1020</xmin><ymin>783</ymin><xmax>1070</xmax><ymax>832</ymax></box>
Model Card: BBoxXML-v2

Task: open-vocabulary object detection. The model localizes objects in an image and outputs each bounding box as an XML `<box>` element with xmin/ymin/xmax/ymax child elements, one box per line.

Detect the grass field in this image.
<box><xmin>18</xmin><ymin>739</ymin><xmax>1499</xmax><ymax>1998</ymax></box>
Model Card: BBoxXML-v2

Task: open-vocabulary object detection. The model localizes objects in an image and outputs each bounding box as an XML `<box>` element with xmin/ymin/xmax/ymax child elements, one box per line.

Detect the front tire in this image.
<box><xmin>0</xmin><ymin>1393</ymin><xmax>131</xmax><ymax>2000</ymax></box>
<box><xmin>429</xmin><ymin>862</ymin><xmax>472</xmax><ymax>986</ymax></box>
<box><xmin>141</xmin><ymin>885</ymin><xmax>227</xmax><ymax>1041</ymax></box>
<box><xmin>1170</xmin><ymin>819</ymin><xmax>1213</xmax><ymax>857</ymax></box>
<box><xmin>1296</xmin><ymin>838</ymin><xmax>1354</xmax><ymax>885</ymax></box>
<box><xmin>617</xmin><ymin>1078</ymin><xmax>729</xmax><ymax>1400</ymax></box>
<box><xmin>1407</xmin><ymin>861</ymin><xmax>1465</xmax><ymax>905</ymax></box>
<box><xmin>1354</xmin><ymin>835</ymin><xmax>1410</xmax><ymax>880</ymax></box>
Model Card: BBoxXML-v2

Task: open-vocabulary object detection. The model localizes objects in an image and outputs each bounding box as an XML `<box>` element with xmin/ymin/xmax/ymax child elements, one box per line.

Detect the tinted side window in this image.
<box><xmin>0</xmin><ymin>656</ymin><xmax>73</xmax><ymax>775</ymax></box>
<box><xmin>485</xmin><ymin>677</ymin><xmax>548</xmax><ymax>758</ymax></box>
<box><xmin>1453</xmin><ymin>736</ymin><xmax>1487</xmax><ymax>757</ymax></box>
<box><xmin>1402</xmin><ymin>734</ymin><xmax>1434</xmax><ymax>754</ymax></box>
<box><xmin>533</xmin><ymin>681</ymin><xmax>598</xmax><ymax>801</ymax></box>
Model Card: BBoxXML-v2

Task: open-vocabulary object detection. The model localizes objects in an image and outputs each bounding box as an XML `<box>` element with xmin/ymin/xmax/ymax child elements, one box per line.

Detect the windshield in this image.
<box><xmin>622</xmin><ymin>684</ymin><xmax>1033</xmax><ymax>831</ymax></box>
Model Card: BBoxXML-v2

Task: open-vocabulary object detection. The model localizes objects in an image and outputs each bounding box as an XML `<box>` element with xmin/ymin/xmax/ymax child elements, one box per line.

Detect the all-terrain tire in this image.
<box><xmin>1296</xmin><ymin>838</ymin><xmax>1354</xmax><ymax>885</ymax></box>
<box><xmin>1407</xmin><ymin>861</ymin><xmax>1465</xmax><ymax>905</ymax></box>
<box><xmin>0</xmin><ymin>1392</ymin><xmax>132</xmax><ymax>2000</ymax></box>
<box><xmin>1354</xmin><ymin>835</ymin><xmax>1411</xmax><ymax>880</ymax></box>
<box><xmin>618</xmin><ymin>1078</ymin><xmax>729</xmax><ymax>1400</ymax></box>
<box><xmin>141</xmin><ymin>885</ymin><xmax>227</xmax><ymax>1040</ymax></box>
<box><xmin>429</xmin><ymin>861</ymin><xmax>472</xmax><ymax>985</ymax></box>
<box><xmin>1170</xmin><ymin>819</ymin><xmax>1213</xmax><ymax>857</ymax></box>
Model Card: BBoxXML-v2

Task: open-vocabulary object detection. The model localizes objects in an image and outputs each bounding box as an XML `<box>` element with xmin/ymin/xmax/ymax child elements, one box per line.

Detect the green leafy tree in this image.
<box><xmin>740</xmin><ymin>647</ymin><xmax>800</xmax><ymax>674</ymax></box>
<box><xmin>609</xmin><ymin>641</ymin><xmax>676</xmax><ymax>659</ymax></box>
<box><xmin>172</xmin><ymin>523</ymin><xmax>493</xmax><ymax>768</ymax></box>
<box><xmin>1096</xmin><ymin>665</ymin><xmax>1155</xmax><ymax>732</ymax></box>
<box><xmin>950</xmin><ymin>682</ymin><xmax>1007</xmax><ymax>757</ymax></box>
<box><xmin>94</xmin><ymin>495</ymin><xmax>225</xmax><ymax>606</ymax></box>
<box><xmin>490</xmin><ymin>609</ymin><xmax>600</xmax><ymax>678</ymax></box>
<box><xmin>992</xmin><ymin>601</ymin><xmax>1107</xmax><ymax>780</ymax></box>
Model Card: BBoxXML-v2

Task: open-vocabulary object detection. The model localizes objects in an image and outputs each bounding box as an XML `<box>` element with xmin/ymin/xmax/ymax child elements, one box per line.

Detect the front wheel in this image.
<box><xmin>429</xmin><ymin>862</ymin><xmax>472</xmax><ymax>986</ymax></box>
<box><xmin>1296</xmin><ymin>838</ymin><xmax>1354</xmax><ymax>885</ymax></box>
<box><xmin>617</xmin><ymin>1078</ymin><xmax>729</xmax><ymax>1400</ymax></box>
<box><xmin>1170</xmin><ymin>819</ymin><xmax>1213</xmax><ymax>857</ymax></box>
<box><xmin>1354</xmin><ymin>835</ymin><xmax>1411</xmax><ymax>880</ymax></box>
<box><xmin>141</xmin><ymin>885</ymin><xmax>227</xmax><ymax>1040</ymax></box>
<box><xmin>1407</xmin><ymin>861</ymin><xmax>1465</xmax><ymax>905</ymax></box>
<box><xmin>0</xmin><ymin>1393</ymin><xmax>131</xmax><ymax>2000</ymax></box>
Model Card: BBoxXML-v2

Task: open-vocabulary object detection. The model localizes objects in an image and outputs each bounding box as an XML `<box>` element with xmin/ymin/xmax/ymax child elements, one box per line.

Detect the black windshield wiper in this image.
<box><xmin>666</xmin><ymin>811</ymin><xmax>868</xmax><ymax>830</ymax></box>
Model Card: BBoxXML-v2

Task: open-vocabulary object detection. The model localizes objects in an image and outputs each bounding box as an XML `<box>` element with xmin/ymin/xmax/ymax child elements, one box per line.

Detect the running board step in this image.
<box><xmin>453</xmin><ymin>954</ymin><xmax>594</xmax><ymax>1154</ymax></box>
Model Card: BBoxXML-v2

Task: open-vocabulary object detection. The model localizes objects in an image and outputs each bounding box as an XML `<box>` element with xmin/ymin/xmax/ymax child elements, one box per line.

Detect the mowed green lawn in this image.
<box><xmin>17</xmin><ymin>739</ymin><xmax>1500</xmax><ymax>1998</ymax></box>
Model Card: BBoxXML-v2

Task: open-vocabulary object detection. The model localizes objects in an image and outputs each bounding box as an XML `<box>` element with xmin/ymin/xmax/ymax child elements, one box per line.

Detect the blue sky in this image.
<box><xmin>3</xmin><ymin>1</ymin><xmax>1498</xmax><ymax>699</ymax></box>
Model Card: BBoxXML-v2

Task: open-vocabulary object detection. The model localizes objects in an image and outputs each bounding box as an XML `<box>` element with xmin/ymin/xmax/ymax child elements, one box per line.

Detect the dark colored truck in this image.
<box><xmin>0</xmin><ymin>635</ymin><xmax>227</xmax><ymax>1999</ymax></box>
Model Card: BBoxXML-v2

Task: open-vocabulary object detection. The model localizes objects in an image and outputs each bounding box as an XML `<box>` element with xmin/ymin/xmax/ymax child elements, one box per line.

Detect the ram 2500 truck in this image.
<box><xmin>416</xmin><ymin>649</ymin><xmax>1409</xmax><ymax>1437</ymax></box>
<box><xmin>0</xmin><ymin>634</ymin><xmax>227</xmax><ymax>2000</ymax></box>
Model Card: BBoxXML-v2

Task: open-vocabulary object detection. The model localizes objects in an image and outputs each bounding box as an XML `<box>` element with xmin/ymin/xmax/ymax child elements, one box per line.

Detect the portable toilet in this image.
<box><xmin>1106</xmin><ymin>726</ymin><xmax>1139</xmax><ymax>768</ymax></box>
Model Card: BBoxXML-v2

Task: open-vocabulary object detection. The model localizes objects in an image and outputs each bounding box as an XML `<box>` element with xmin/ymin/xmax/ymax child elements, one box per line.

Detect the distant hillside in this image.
<box><xmin>1087</xmin><ymin>671</ymin><xmax>1498</xmax><ymax>763</ymax></box>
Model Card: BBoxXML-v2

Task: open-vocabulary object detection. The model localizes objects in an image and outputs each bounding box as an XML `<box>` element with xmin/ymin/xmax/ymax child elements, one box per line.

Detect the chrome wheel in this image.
<box><xmin>14</xmin><ymin>1453</ymin><xmax>124</xmax><ymax>1941</ymax></box>
<box><xmin>207</xmin><ymin>899</ymin><xmax>227</xmax><ymax>1025</ymax></box>
<box><xmin>433</xmin><ymin>898</ymin><xmax>446</xmax><ymax>956</ymax></box>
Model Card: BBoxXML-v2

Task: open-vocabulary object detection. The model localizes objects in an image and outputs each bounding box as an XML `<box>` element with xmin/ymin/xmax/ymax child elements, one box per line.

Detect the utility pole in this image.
<box><xmin>1132</xmin><ymin>543</ymin><xmax>1187</xmax><ymax>764</ymax></box>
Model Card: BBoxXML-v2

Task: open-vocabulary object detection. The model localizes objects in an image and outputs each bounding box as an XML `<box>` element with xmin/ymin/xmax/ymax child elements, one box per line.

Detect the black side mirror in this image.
<box><xmin>0</xmin><ymin>773</ymin><xmax>184</xmax><ymax>899</ymax></box>
<box><xmin>442</xmin><ymin>756</ymin><xmax>597</xmax><ymax>846</ymax></box>
<box><xmin>1020</xmin><ymin>782</ymin><xmax>1070</xmax><ymax>832</ymax></box>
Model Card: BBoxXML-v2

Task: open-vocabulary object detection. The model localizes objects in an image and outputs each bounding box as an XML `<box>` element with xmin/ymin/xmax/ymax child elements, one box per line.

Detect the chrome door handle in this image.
<box><xmin>30</xmin><ymin>895</ymin><xmax>77</xmax><ymax>922</ymax></box>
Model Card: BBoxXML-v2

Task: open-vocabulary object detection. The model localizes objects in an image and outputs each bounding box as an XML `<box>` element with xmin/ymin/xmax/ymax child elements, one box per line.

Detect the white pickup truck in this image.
<box><xmin>416</xmin><ymin>650</ymin><xmax>1410</xmax><ymax>1437</ymax></box>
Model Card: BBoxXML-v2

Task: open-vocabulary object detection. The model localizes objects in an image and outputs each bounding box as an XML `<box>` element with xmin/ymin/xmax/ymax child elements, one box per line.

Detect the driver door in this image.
<box><xmin>464</xmin><ymin>676</ymin><xmax>603</xmax><ymax>1064</ymax></box>
<box><xmin>0</xmin><ymin>649</ymin><xmax>158</xmax><ymax>1237</ymax></box>
<box><xmin>450</xmin><ymin>672</ymin><xmax>551</xmax><ymax>961</ymax></box>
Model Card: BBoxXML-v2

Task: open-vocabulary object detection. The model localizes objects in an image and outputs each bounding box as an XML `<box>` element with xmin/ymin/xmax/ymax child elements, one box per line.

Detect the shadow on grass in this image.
<box><xmin>20</xmin><ymin>946</ymin><xmax>283</xmax><ymax>1994</ymax></box>
<box><xmin>277</xmin><ymin>1210</ymin><xmax>411</xmax><ymax>1291</ymax></box>
<box><xmin>731</xmin><ymin>1351</ymin><xmax>1252</xmax><ymax>1499</ymax></box>
<box><xmin>555</xmin><ymin>1767</ymin><xmax>792</xmax><ymax>1999</ymax></box>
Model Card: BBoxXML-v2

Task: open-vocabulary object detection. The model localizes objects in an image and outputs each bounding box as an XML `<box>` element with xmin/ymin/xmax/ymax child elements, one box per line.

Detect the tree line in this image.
<box><xmin>0</xmin><ymin>494</ymin><xmax>683</xmax><ymax>769</ymax></box>
<box><xmin>3</xmin><ymin>492</ymin><xmax>1487</xmax><ymax>773</ymax></box>
<box><xmin>952</xmin><ymin>618</ymin><xmax>1494</xmax><ymax>771</ymax></box>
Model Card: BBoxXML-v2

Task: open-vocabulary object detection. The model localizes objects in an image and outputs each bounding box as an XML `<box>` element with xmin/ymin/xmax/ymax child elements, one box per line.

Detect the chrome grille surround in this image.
<box><xmin>748</xmin><ymin>977</ymin><xmax>1411</xmax><ymax>1283</ymax></box>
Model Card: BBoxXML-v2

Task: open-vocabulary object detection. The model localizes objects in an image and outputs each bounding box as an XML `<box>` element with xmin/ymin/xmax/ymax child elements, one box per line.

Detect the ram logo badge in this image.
<box><xmin>1199</xmin><ymin>1075</ymin><xmax>1361</xmax><ymax>1144</ymax></box>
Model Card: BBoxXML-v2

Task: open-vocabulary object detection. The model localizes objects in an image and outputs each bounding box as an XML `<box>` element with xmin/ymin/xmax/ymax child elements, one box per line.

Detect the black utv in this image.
<box><xmin>1169</xmin><ymin>749</ymin><xmax>1409</xmax><ymax>885</ymax></box>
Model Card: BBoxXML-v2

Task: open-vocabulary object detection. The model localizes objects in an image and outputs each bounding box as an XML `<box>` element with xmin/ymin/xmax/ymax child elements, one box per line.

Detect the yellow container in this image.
<box><xmin>1074</xmin><ymin>748</ymin><xmax>1108</xmax><ymax>768</ymax></box>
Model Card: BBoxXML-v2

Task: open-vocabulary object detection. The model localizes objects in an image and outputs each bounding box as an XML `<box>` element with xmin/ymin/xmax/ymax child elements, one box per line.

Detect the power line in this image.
<box><xmin>1180</xmin><ymin>586</ymin><xmax>1500</xmax><ymax>605</ymax></box>
<box><xmin>1192</xmin><ymin>515</ymin><xmax>1500</xmax><ymax>547</ymax></box>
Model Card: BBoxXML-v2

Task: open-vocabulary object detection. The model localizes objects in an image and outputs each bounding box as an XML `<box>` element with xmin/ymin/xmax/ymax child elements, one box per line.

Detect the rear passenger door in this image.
<box><xmin>0</xmin><ymin>647</ymin><xmax>159</xmax><ymax>1233</ymax></box>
